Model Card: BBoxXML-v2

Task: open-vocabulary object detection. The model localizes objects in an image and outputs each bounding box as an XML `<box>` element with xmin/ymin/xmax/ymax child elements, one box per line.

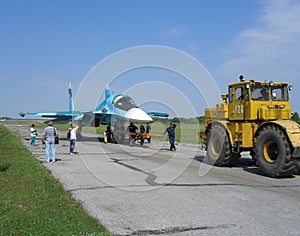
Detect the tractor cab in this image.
<box><xmin>227</xmin><ymin>76</ymin><xmax>292</xmax><ymax>121</ymax></box>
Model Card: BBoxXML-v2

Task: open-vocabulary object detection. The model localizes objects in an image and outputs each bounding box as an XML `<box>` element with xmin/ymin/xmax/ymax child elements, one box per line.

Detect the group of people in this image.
<box><xmin>126</xmin><ymin>121</ymin><xmax>177</xmax><ymax>151</ymax></box>
<box><xmin>32</xmin><ymin>120</ymin><xmax>177</xmax><ymax>163</ymax></box>
<box><xmin>127</xmin><ymin>122</ymin><xmax>151</xmax><ymax>146</ymax></box>
<box><xmin>103</xmin><ymin>122</ymin><xmax>152</xmax><ymax>146</ymax></box>
<box><xmin>109</xmin><ymin>121</ymin><xmax>176</xmax><ymax>151</ymax></box>
<box><xmin>30</xmin><ymin>121</ymin><xmax>79</xmax><ymax>163</ymax></box>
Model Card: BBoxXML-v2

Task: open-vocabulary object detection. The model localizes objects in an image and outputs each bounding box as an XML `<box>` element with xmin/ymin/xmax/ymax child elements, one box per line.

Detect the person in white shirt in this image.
<box><xmin>68</xmin><ymin>123</ymin><xmax>78</xmax><ymax>155</ymax></box>
<box><xmin>30</xmin><ymin>124</ymin><xmax>38</xmax><ymax>146</ymax></box>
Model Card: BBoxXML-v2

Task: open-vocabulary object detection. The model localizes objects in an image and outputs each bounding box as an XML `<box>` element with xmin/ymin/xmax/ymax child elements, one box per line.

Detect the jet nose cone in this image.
<box><xmin>125</xmin><ymin>108</ymin><xmax>153</xmax><ymax>123</ymax></box>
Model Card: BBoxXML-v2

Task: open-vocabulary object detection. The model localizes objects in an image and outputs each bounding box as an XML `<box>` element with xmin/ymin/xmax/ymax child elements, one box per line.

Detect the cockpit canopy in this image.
<box><xmin>113</xmin><ymin>95</ymin><xmax>137</xmax><ymax>111</ymax></box>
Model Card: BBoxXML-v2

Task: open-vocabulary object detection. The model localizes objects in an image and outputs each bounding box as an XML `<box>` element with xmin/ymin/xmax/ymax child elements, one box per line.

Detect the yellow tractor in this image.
<box><xmin>200</xmin><ymin>75</ymin><xmax>300</xmax><ymax>177</ymax></box>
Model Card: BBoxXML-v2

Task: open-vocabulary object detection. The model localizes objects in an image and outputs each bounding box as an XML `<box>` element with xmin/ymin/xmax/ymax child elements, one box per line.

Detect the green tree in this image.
<box><xmin>171</xmin><ymin>117</ymin><xmax>180</xmax><ymax>123</ymax></box>
<box><xmin>291</xmin><ymin>112</ymin><xmax>300</xmax><ymax>124</ymax></box>
<box><xmin>196</xmin><ymin>116</ymin><xmax>205</xmax><ymax>125</ymax></box>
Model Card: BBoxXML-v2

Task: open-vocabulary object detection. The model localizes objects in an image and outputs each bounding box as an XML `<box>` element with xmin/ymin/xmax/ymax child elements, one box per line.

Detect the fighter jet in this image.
<box><xmin>18</xmin><ymin>84</ymin><xmax>168</xmax><ymax>129</ymax></box>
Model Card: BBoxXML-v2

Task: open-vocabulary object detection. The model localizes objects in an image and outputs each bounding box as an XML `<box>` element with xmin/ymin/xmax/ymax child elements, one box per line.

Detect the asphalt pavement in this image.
<box><xmin>6</xmin><ymin>124</ymin><xmax>300</xmax><ymax>236</ymax></box>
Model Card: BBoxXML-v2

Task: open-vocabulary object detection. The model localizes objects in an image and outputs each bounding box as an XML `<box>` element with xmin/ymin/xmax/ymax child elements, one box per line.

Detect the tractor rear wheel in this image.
<box><xmin>255</xmin><ymin>126</ymin><xmax>296</xmax><ymax>177</ymax></box>
<box><xmin>206</xmin><ymin>124</ymin><xmax>239</xmax><ymax>166</ymax></box>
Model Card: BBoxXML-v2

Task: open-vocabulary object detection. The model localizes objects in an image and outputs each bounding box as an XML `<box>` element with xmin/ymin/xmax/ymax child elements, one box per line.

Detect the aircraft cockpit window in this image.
<box><xmin>113</xmin><ymin>95</ymin><xmax>137</xmax><ymax>111</ymax></box>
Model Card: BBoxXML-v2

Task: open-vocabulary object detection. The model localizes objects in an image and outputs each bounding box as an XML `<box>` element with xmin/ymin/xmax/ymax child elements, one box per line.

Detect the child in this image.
<box><xmin>30</xmin><ymin>124</ymin><xmax>38</xmax><ymax>146</ymax></box>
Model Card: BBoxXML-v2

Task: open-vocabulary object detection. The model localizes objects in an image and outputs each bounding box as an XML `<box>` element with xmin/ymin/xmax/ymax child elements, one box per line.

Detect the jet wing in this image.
<box><xmin>18</xmin><ymin>108</ymin><xmax>152</xmax><ymax>126</ymax></box>
<box><xmin>147</xmin><ymin>112</ymin><xmax>169</xmax><ymax>118</ymax></box>
<box><xmin>18</xmin><ymin>85</ymin><xmax>164</xmax><ymax>126</ymax></box>
<box><xmin>18</xmin><ymin>110</ymin><xmax>167</xmax><ymax>125</ymax></box>
<box><xmin>18</xmin><ymin>111</ymin><xmax>80</xmax><ymax>123</ymax></box>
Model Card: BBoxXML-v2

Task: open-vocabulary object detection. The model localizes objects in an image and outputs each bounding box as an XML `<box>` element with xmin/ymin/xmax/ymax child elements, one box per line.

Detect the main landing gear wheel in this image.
<box><xmin>206</xmin><ymin>124</ymin><xmax>239</xmax><ymax>167</ymax></box>
<box><xmin>255</xmin><ymin>126</ymin><xmax>296</xmax><ymax>177</ymax></box>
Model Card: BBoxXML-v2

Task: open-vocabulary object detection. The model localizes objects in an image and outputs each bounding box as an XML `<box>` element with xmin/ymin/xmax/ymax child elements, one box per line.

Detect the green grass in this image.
<box><xmin>148</xmin><ymin>121</ymin><xmax>205</xmax><ymax>144</ymax></box>
<box><xmin>0</xmin><ymin>125</ymin><xmax>110</xmax><ymax>236</ymax></box>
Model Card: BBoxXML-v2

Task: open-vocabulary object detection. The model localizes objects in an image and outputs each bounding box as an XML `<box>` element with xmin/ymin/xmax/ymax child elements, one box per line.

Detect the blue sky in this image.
<box><xmin>1</xmin><ymin>0</ymin><xmax>300</xmax><ymax>118</ymax></box>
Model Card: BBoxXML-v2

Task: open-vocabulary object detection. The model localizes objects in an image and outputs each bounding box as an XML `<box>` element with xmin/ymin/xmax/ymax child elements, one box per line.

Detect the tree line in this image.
<box><xmin>156</xmin><ymin>112</ymin><xmax>300</xmax><ymax>125</ymax></box>
<box><xmin>291</xmin><ymin>112</ymin><xmax>300</xmax><ymax>124</ymax></box>
<box><xmin>153</xmin><ymin>116</ymin><xmax>205</xmax><ymax>124</ymax></box>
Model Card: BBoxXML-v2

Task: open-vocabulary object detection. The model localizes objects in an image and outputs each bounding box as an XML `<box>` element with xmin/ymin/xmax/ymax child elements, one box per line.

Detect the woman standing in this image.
<box><xmin>30</xmin><ymin>124</ymin><xmax>38</xmax><ymax>146</ymax></box>
<box><xmin>68</xmin><ymin>123</ymin><xmax>78</xmax><ymax>155</ymax></box>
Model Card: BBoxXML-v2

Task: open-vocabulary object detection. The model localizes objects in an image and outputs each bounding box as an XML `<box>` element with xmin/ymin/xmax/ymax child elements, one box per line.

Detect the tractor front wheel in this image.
<box><xmin>255</xmin><ymin>126</ymin><xmax>296</xmax><ymax>177</ymax></box>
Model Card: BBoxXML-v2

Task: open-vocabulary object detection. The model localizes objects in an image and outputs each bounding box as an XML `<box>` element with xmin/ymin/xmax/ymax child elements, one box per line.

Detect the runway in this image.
<box><xmin>8</xmin><ymin>124</ymin><xmax>300</xmax><ymax>236</ymax></box>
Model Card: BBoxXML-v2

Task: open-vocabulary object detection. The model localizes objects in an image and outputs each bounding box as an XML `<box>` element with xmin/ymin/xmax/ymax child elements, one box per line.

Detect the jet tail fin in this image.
<box><xmin>68</xmin><ymin>83</ymin><xmax>74</xmax><ymax>112</ymax></box>
<box><xmin>105</xmin><ymin>85</ymin><xmax>110</xmax><ymax>99</ymax></box>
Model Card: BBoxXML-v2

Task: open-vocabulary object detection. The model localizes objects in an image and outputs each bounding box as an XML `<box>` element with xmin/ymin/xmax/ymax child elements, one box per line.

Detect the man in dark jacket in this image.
<box><xmin>139</xmin><ymin>124</ymin><xmax>145</xmax><ymax>146</ymax></box>
<box><xmin>164</xmin><ymin>122</ymin><xmax>177</xmax><ymax>151</ymax></box>
<box><xmin>127</xmin><ymin>122</ymin><xmax>138</xmax><ymax>146</ymax></box>
<box><xmin>104</xmin><ymin>123</ymin><xmax>113</xmax><ymax>143</ymax></box>
<box><xmin>146</xmin><ymin>122</ymin><xmax>151</xmax><ymax>143</ymax></box>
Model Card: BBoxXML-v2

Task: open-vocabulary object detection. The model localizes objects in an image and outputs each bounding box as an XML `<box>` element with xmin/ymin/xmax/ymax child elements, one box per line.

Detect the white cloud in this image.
<box><xmin>241</xmin><ymin>0</ymin><xmax>300</xmax><ymax>47</ymax></box>
<box><xmin>219</xmin><ymin>0</ymin><xmax>300</xmax><ymax>79</ymax></box>
<box><xmin>164</xmin><ymin>26</ymin><xmax>185</xmax><ymax>36</ymax></box>
<box><xmin>187</xmin><ymin>43</ymin><xmax>199</xmax><ymax>52</ymax></box>
<box><xmin>218</xmin><ymin>0</ymin><xmax>300</xmax><ymax>111</ymax></box>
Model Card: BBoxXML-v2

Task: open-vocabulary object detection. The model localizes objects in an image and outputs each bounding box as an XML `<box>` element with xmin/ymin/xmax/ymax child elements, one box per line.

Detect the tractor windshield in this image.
<box><xmin>270</xmin><ymin>86</ymin><xmax>289</xmax><ymax>101</ymax></box>
<box><xmin>250</xmin><ymin>85</ymin><xmax>269</xmax><ymax>101</ymax></box>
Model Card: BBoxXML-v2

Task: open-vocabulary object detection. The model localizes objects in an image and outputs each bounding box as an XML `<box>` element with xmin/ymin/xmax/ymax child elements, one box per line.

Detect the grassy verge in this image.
<box><xmin>147</xmin><ymin>121</ymin><xmax>205</xmax><ymax>144</ymax></box>
<box><xmin>0</xmin><ymin>125</ymin><xmax>110</xmax><ymax>236</ymax></box>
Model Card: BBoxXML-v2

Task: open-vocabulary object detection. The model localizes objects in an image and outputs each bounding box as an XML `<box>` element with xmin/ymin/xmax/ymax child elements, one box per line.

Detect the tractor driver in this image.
<box><xmin>260</xmin><ymin>88</ymin><xmax>269</xmax><ymax>100</ymax></box>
